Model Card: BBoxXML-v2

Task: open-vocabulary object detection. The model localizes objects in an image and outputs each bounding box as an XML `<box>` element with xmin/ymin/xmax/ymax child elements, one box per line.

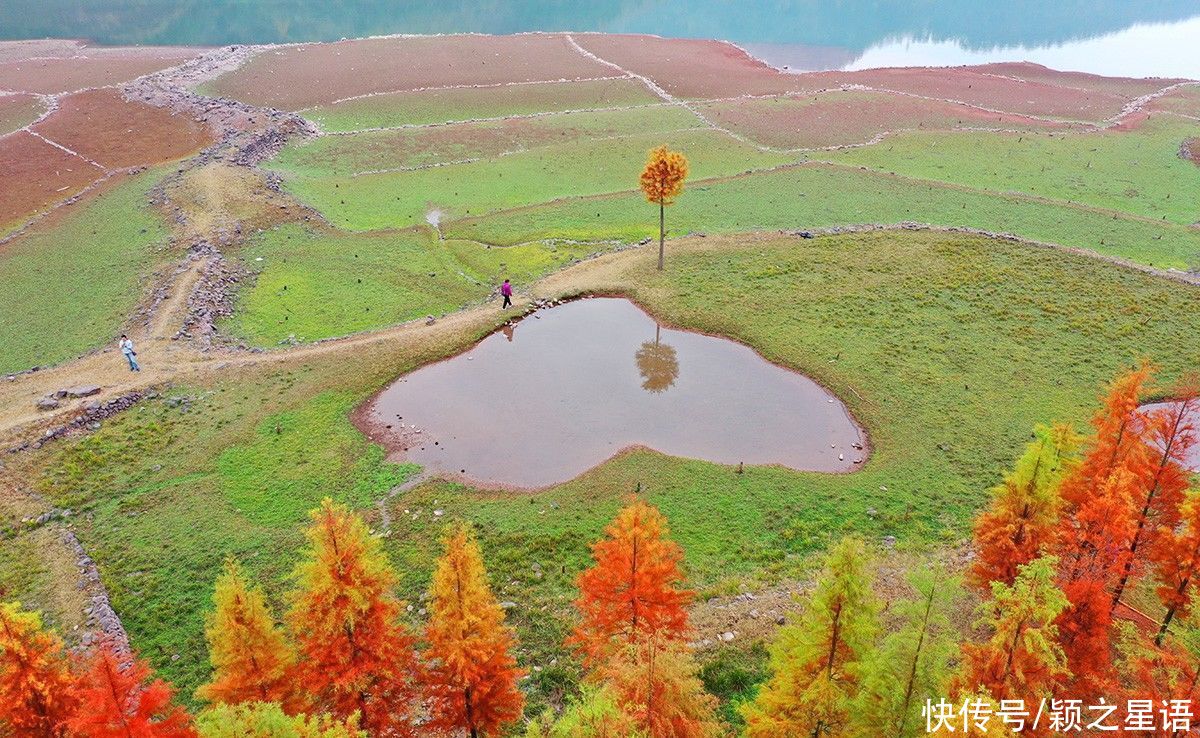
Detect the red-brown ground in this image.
<box><xmin>799</xmin><ymin>66</ymin><xmax>1139</xmax><ymax>123</ymax></box>
<box><xmin>696</xmin><ymin>89</ymin><xmax>1072</xmax><ymax>149</ymax></box>
<box><xmin>972</xmin><ymin>62</ymin><xmax>1188</xmax><ymax>98</ymax></box>
<box><xmin>0</xmin><ymin>92</ymin><xmax>46</xmax><ymax>134</ymax></box>
<box><xmin>206</xmin><ymin>34</ymin><xmax>615</xmax><ymax>110</ymax></box>
<box><xmin>0</xmin><ymin>47</ymin><xmax>200</xmax><ymax>94</ymax></box>
<box><xmin>1183</xmin><ymin>137</ymin><xmax>1200</xmax><ymax>166</ymax></box>
<box><xmin>571</xmin><ymin>33</ymin><xmax>811</xmax><ymax>99</ymax></box>
<box><xmin>32</xmin><ymin>88</ymin><xmax>212</xmax><ymax>169</ymax></box>
<box><xmin>0</xmin><ymin>39</ymin><xmax>88</xmax><ymax>64</ymax></box>
<box><xmin>0</xmin><ymin>131</ymin><xmax>101</xmax><ymax>232</ymax></box>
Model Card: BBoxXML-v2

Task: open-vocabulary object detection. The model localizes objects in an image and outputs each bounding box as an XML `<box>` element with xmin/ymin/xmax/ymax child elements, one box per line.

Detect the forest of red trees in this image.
<box><xmin>1</xmin><ymin>364</ymin><xmax>1196</xmax><ymax>737</ymax></box>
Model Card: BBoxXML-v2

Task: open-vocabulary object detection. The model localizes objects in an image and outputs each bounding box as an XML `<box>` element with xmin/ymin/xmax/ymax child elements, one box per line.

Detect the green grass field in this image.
<box><xmin>271</xmin><ymin>105</ymin><xmax>701</xmax><ymax>178</ymax></box>
<box><xmin>0</xmin><ymin>168</ymin><xmax>173</xmax><ymax>374</ymax></box>
<box><xmin>830</xmin><ymin>114</ymin><xmax>1200</xmax><ymax>224</ymax></box>
<box><xmin>306</xmin><ymin>77</ymin><xmax>662</xmax><ymax>132</ymax></box>
<box><xmin>268</xmin><ymin>127</ymin><xmax>795</xmax><ymax>231</ymax></box>
<box><xmin>10</xmin><ymin>229</ymin><xmax>1199</xmax><ymax>710</ymax></box>
<box><xmin>445</xmin><ymin>162</ymin><xmax>1200</xmax><ymax>269</ymax></box>
<box><xmin>222</xmin><ymin>222</ymin><xmax>620</xmax><ymax>345</ymax></box>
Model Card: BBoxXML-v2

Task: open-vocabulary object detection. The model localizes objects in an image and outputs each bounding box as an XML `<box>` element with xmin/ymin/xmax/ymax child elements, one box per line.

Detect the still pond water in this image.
<box><xmin>4</xmin><ymin>1</ymin><xmax>1199</xmax><ymax>78</ymax></box>
<box><xmin>359</xmin><ymin>298</ymin><xmax>865</xmax><ymax>489</ymax></box>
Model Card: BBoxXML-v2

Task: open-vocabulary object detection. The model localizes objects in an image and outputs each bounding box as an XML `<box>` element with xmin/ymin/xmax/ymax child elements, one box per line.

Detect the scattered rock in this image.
<box><xmin>36</xmin><ymin>397</ymin><xmax>60</xmax><ymax>411</ymax></box>
<box><xmin>64</xmin><ymin>385</ymin><xmax>101</xmax><ymax>398</ymax></box>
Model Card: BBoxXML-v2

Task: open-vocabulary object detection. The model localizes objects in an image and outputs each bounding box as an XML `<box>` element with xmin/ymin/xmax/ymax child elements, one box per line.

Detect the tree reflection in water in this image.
<box><xmin>636</xmin><ymin>324</ymin><xmax>679</xmax><ymax>393</ymax></box>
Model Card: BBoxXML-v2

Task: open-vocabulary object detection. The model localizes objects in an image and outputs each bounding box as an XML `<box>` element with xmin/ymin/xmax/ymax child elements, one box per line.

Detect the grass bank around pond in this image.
<box><xmin>3</xmin><ymin>229</ymin><xmax>1197</xmax><ymax>712</ymax></box>
<box><xmin>221</xmin><ymin>222</ymin><xmax>622</xmax><ymax>347</ymax></box>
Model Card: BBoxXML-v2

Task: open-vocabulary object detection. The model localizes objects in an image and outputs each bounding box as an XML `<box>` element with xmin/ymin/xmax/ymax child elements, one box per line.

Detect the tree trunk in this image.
<box><xmin>657</xmin><ymin>197</ymin><xmax>665</xmax><ymax>271</ymax></box>
<box><xmin>897</xmin><ymin>582</ymin><xmax>937</xmax><ymax>737</ymax></box>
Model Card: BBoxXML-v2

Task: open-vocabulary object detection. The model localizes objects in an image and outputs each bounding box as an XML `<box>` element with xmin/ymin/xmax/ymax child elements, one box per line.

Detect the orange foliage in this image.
<box><xmin>196</xmin><ymin>558</ymin><xmax>297</xmax><ymax>710</ymax></box>
<box><xmin>1152</xmin><ymin>490</ymin><xmax>1200</xmax><ymax>644</ymax></box>
<box><xmin>68</xmin><ymin>641</ymin><xmax>195</xmax><ymax>738</ymax></box>
<box><xmin>1054</xmin><ymin>366</ymin><xmax>1152</xmax><ymax>698</ymax></box>
<box><xmin>639</xmin><ymin>146</ymin><xmax>688</xmax><ymax>206</ymax></box>
<box><xmin>0</xmin><ymin>602</ymin><xmax>78</xmax><ymax>738</ymax></box>
<box><xmin>569</xmin><ymin>499</ymin><xmax>693</xmax><ymax>667</ymax></box>
<box><xmin>288</xmin><ymin>498</ymin><xmax>422</xmax><ymax>737</ymax></box>
<box><xmin>424</xmin><ymin>524</ymin><xmax>524</xmax><ymax>737</ymax></box>
<box><xmin>599</xmin><ymin>635</ymin><xmax>721</xmax><ymax>738</ymax></box>
<box><xmin>969</xmin><ymin>425</ymin><xmax>1076</xmax><ymax>591</ymax></box>
<box><xmin>1111</xmin><ymin>380</ymin><xmax>1198</xmax><ymax>610</ymax></box>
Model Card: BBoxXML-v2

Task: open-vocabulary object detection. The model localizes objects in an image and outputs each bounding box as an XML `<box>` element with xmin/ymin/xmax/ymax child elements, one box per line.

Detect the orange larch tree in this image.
<box><xmin>1152</xmin><ymin>489</ymin><xmax>1200</xmax><ymax>645</ymax></box>
<box><xmin>196</xmin><ymin>557</ymin><xmax>297</xmax><ymax>710</ymax></box>
<box><xmin>423</xmin><ymin>523</ymin><xmax>524</xmax><ymax>738</ymax></box>
<box><xmin>68</xmin><ymin>641</ymin><xmax>195</xmax><ymax>738</ymax></box>
<box><xmin>1053</xmin><ymin>365</ymin><xmax>1152</xmax><ymax>699</ymax></box>
<box><xmin>638</xmin><ymin>145</ymin><xmax>688</xmax><ymax>271</ymax></box>
<box><xmin>0</xmin><ymin>601</ymin><xmax>78</xmax><ymax>738</ymax></box>
<box><xmin>569</xmin><ymin>498</ymin><xmax>693</xmax><ymax>667</ymax></box>
<box><xmin>288</xmin><ymin>498</ymin><xmax>423</xmax><ymax>737</ymax></box>
<box><xmin>1110</xmin><ymin>381</ymin><xmax>1198</xmax><ymax>610</ymax></box>
<box><xmin>969</xmin><ymin>424</ymin><xmax>1077</xmax><ymax>591</ymax></box>
<box><xmin>599</xmin><ymin>635</ymin><xmax>721</xmax><ymax>738</ymax></box>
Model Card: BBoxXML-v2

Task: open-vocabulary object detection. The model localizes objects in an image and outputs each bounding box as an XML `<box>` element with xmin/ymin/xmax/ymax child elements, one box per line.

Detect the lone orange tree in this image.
<box><xmin>639</xmin><ymin>145</ymin><xmax>688</xmax><ymax>270</ymax></box>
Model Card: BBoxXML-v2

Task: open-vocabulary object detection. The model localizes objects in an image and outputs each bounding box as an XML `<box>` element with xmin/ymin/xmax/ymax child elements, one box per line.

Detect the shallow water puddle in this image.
<box><xmin>358</xmin><ymin>298</ymin><xmax>867</xmax><ymax>488</ymax></box>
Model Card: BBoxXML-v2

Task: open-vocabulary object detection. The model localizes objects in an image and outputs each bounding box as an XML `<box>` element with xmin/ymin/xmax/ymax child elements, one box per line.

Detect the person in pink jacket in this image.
<box><xmin>500</xmin><ymin>279</ymin><xmax>513</xmax><ymax>309</ymax></box>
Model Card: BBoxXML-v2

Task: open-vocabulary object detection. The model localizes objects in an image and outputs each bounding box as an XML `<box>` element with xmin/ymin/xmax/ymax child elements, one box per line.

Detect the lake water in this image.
<box><xmin>3</xmin><ymin>1</ymin><xmax>1198</xmax><ymax>79</ymax></box>
<box><xmin>357</xmin><ymin>298</ymin><xmax>866</xmax><ymax>489</ymax></box>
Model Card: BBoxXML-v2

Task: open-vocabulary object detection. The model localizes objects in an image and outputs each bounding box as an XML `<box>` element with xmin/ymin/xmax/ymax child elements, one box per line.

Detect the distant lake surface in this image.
<box><xmin>2</xmin><ymin>1</ymin><xmax>1199</xmax><ymax>78</ymax></box>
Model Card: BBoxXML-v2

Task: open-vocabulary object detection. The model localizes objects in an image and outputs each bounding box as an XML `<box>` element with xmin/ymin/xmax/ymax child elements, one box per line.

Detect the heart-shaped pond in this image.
<box><xmin>356</xmin><ymin>298</ymin><xmax>867</xmax><ymax>489</ymax></box>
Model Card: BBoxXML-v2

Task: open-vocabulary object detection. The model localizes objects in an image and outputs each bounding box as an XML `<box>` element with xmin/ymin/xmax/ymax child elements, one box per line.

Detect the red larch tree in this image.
<box><xmin>0</xmin><ymin>601</ymin><xmax>78</xmax><ymax>738</ymax></box>
<box><xmin>1153</xmin><ymin>490</ymin><xmax>1200</xmax><ymax>645</ymax></box>
<box><xmin>67</xmin><ymin>641</ymin><xmax>195</xmax><ymax>738</ymax></box>
<box><xmin>569</xmin><ymin>498</ymin><xmax>693</xmax><ymax>667</ymax></box>
<box><xmin>1111</xmin><ymin>380</ymin><xmax>1198</xmax><ymax>610</ymax></box>
<box><xmin>287</xmin><ymin>498</ymin><xmax>423</xmax><ymax>737</ymax></box>
<box><xmin>970</xmin><ymin>424</ymin><xmax>1077</xmax><ymax>591</ymax></box>
<box><xmin>1054</xmin><ymin>366</ymin><xmax>1152</xmax><ymax>698</ymax></box>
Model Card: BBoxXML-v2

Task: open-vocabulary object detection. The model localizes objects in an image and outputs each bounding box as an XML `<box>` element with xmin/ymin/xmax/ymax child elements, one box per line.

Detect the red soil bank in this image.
<box><xmin>0</xmin><ymin>92</ymin><xmax>46</xmax><ymax>134</ymax></box>
<box><xmin>571</xmin><ymin>33</ymin><xmax>811</xmax><ymax>99</ymax></box>
<box><xmin>208</xmin><ymin>34</ymin><xmax>614</xmax><ymax>110</ymax></box>
<box><xmin>33</xmin><ymin>88</ymin><xmax>212</xmax><ymax>169</ymax></box>
<box><xmin>0</xmin><ymin>48</ymin><xmax>199</xmax><ymax>94</ymax></box>
<box><xmin>973</xmin><ymin>62</ymin><xmax>1188</xmax><ymax>98</ymax></box>
<box><xmin>800</xmin><ymin>66</ymin><xmax>1134</xmax><ymax>123</ymax></box>
<box><xmin>696</xmin><ymin>89</ymin><xmax>1070</xmax><ymax>149</ymax></box>
<box><xmin>0</xmin><ymin>131</ymin><xmax>100</xmax><ymax>230</ymax></box>
<box><xmin>0</xmin><ymin>39</ymin><xmax>89</xmax><ymax>64</ymax></box>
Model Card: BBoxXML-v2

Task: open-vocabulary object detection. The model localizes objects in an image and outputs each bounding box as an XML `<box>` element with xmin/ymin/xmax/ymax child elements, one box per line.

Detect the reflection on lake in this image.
<box><xmin>358</xmin><ymin>298</ymin><xmax>866</xmax><ymax>489</ymax></box>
